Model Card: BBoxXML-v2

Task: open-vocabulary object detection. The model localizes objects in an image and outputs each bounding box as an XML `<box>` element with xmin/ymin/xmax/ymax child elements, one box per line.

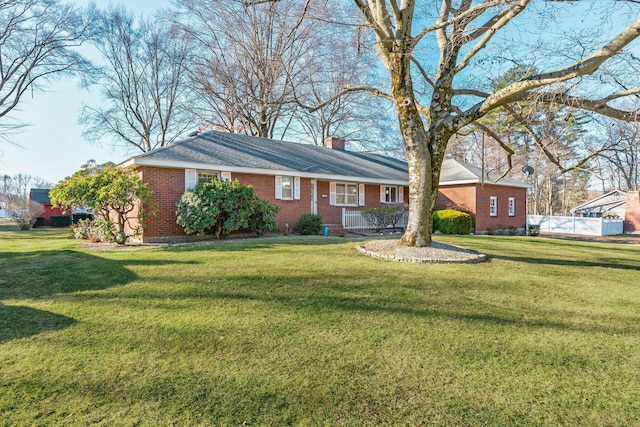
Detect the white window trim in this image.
<box><xmin>508</xmin><ymin>197</ymin><xmax>516</xmax><ymax>217</ymax></box>
<box><xmin>380</xmin><ymin>185</ymin><xmax>404</xmax><ymax>204</ymax></box>
<box><xmin>275</xmin><ymin>175</ymin><xmax>300</xmax><ymax>200</ymax></box>
<box><xmin>185</xmin><ymin>169</ymin><xmax>198</xmax><ymax>191</ymax></box>
<box><xmin>489</xmin><ymin>196</ymin><xmax>498</xmax><ymax>217</ymax></box>
<box><xmin>186</xmin><ymin>169</ymin><xmax>227</xmax><ymax>191</ymax></box>
<box><xmin>330</xmin><ymin>182</ymin><xmax>361</xmax><ymax>207</ymax></box>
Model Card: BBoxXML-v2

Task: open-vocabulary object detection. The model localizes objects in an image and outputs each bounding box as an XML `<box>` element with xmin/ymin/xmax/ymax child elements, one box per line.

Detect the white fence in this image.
<box><xmin>526</xmin><ymin>215</ymin><xmax>623</xmax><ymax>236</ymax></box>
<box><xmin>342</xmin><ymin>208</ymin><xmax>408</xmax><ymax>230</ymax></box>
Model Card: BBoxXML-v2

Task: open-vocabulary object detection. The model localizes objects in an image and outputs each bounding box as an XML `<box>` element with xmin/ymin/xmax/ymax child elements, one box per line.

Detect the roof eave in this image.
<box><xmin>124</xmin><ymin>157</ymin><xmax>410</xmax><ymax>186</ymax></box>
<box><xmin>441</xmin><ymin>178</ymin><xmax>533</xmax><ymax>189</ymax></box>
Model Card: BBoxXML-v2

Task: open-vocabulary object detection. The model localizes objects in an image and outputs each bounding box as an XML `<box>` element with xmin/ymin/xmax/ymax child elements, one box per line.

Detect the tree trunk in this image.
<box><xmin>387</xmin><ymin>44</ymin><xmax>453</xmax><ymax>247</ymax></box>
<box><xmin>402</xmin><ymin>144</ymin><xmax>433</xmax><ymax>246</ymax></box>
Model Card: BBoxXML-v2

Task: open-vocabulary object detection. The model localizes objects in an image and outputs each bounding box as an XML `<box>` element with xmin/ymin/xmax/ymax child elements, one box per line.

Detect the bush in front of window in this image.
<box><xmin>296</xmin><ymin>214</ymin><xmax>323</xmax><ymax>235</ymax></box>
<box><xmin>249</xmin><ymin>197</ymin><xmax>281</xmax><ymax>237</ymax></box>
<box><xmin>176</xmin><ymin>179</ymin><xmax>280</xmax><ymax>238</ymax></box>
<box><xmin>362</xmin><ymin>207</ymin><xmax>396</xmax><ymax>232</ymax></box>
<box><xmin>433</xmin><ymin>209</ymin><xmax>472</xmax><ymax>235</ymax></box>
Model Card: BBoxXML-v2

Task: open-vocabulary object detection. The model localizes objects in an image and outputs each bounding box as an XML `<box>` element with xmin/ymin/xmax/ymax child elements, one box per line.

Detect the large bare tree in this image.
<box><xmin>313</xmin><ymin>0</ymin><xmax>640</xmax><ymax>246</ymax></box>
<box><xmin>0</xmin><ymin>0</ymin><xmax>91</xmax><ymax>139</ymax></box>
<box><xmin>598</xmin><ymin>120</ymin><xmax>640</xmax><ymax>192</ymax></box>
<box><xmin>81</xmin><ymin>7</ymin><xmax>195</xmax><ymax>153</ymax></box>
<box><xmin>176</xmin><ymin>0</ymin><xmax>319</xmax><ymax>139</ymax></box>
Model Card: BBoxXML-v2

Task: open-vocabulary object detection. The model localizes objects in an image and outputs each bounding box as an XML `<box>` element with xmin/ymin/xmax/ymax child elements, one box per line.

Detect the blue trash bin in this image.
<box><xmin>323</xmin><ymin>225</ymin><xmax>329</xmax><ymax>236</ymax></box>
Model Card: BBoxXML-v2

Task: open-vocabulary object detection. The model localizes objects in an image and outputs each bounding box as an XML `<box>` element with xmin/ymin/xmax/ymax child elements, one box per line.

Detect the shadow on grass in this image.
<box><xmin>165</xmin><ymin>235</ymin><xmax>364</xmax><ymax>253</ymax></box>
<box><xmin>0</xmin><ymin>249</ymin><xmax>196</xmax><ymax>341</ymax></box>
<box><xmin>202</xmin><ymin>288</ymin><xmax>639</xmax><ymax>335</ymax></box>
<box><xmin>488</xmin><ymin>254</ymin><xmax>640</xmax><ymax>270</ymax></box>
<box><xmin>0</xmin><ymin>304</ymin><xmax>75</xmax><ymax>343</ymax></box>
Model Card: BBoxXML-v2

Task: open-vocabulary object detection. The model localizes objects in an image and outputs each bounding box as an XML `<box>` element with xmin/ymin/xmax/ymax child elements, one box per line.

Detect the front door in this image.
<box><xmin>311</xmin><ymin>180</ymin><xmax>317</xmax><ymax>215</ymax></box>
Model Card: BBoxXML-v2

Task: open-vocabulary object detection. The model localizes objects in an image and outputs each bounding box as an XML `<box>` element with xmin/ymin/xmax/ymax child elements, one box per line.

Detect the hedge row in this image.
<box><xmin>433</xmin><ymin>209</ymin><xmax>472</xmax><ymax>235</ymax></box>
<box><xmin>51</xmin><ymin>215</ymin><xmax>72</xmax><ymax>227</ymax></box>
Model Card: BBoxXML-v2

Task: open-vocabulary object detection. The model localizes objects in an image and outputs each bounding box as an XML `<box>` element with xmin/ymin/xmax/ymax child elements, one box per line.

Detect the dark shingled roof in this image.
<box><xmin>128</xmin><ymin>130</ymin><xmax>529</xmax><ymax>188</ymax></box>
<box><xmin>133</xmin><ymin>131</ymin><xmax>409</xmax><ymax>182</ymax></box>
<box><xmin>30</xmin><ymin>188</ymin><xmax>51</xmax><ymax>204</ymax></box>
<box><xmin>440</xmin><ymin>158</ymin><xmax>532</xmax><ymax>187</ymax></box>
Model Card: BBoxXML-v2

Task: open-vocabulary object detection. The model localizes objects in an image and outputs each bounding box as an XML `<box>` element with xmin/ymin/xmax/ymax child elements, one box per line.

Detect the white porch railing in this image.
<box><xmin>342</xmin><ymin>208</ymin><xmax>408</xmax><ymax>230</ymax></box>
<box><xmin>526</xmin><ymin>215</ymin><xmax>623</xmax><ymax>236</ymax></box>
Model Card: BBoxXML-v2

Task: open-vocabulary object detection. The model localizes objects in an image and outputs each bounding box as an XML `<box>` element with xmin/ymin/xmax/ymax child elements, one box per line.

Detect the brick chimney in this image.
<box><xmin>325</xmin><ymin>136</ymin><xmax>345</xmax><ymax>150</ymax></box>
<box><xmin>623</xmin><ymin>191</ymin><xmax>640</xmax><ymax>233</ymax></box>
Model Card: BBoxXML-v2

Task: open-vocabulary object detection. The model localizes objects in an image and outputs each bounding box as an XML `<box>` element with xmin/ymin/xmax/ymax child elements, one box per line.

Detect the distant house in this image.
<box><xmin>571</xmin><ymin>190</ymin><xmax>627</xmax><ymax>218</ymax></box>
<box><xmin>29</xmin><ymin>188</ymin><xmax>70</xmax><ymax>226</ymax></box>
<box><xmin>120</xmin><ymin>131</ymin><xmax>531</xmax><ymax>242</ymax></box>
<box><xmin>571</xmin><ymin>190</ymin><xmax>640</xmax><ymax>233</ymax></box>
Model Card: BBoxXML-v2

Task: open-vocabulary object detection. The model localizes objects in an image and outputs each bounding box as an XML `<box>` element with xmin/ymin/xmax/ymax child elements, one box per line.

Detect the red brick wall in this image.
<box><xmin>475</xmin><ymin>184</ymin><xmax>527</xmax><ymax>232</ymax></box>
<box><xmin>138</xmin><ymin>164</ymin><xmax>526</xmax><ymax>239</ymax></box>
<box><xmin>624</xmin><ymin>191</ymin><xmax>640</xmax><ymax>233</ymax></box>
<box><xmin>315</xmin><ymin>182</ymin><xmax>409</xmax><ymax>225</ymax></box>
<box><xmin>139</xmin><ymin>168</ymin><xmax>333</xmax><ymax>240</ymax></box>
<box><xmin>138</xmin><ymin>166</ymin><xmax>186</xmax><ymax>240</ymax></box>
<box><xmin>232</xmin><ymin>173</ymin><xmax>313</xmax><ymax>231</ymax></box>
<box><xmin>437</xmin><ymin>185</ymin><xmax>478</xmax><ymax>227</ymax></box>
<box><xmin>436</xmin><ymin>183</ymin><xmax>527</xmax><ymax>232</ymax></box>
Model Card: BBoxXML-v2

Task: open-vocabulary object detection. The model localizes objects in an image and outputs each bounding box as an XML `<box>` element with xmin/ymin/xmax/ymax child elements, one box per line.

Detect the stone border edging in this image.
<box><xmin>355</xmin><ymin>242</ymin><xmax>487</xmax><ymax>264</ymax></box>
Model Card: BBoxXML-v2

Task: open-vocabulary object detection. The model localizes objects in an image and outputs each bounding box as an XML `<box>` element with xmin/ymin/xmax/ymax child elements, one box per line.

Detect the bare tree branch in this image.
<box><xmin>296</xmin><ymin>85</ymin><xmax>393</xmax><ymax>113</ymax></box>
<box><xmin>467</xmin><ymin>17</ymin><xmax>640</xmax><ymax>121</ymax></box>
<box><xmin>471</xmin><ymin>121</ymin><xmax>514</xmax><ymax>182</ymax></box>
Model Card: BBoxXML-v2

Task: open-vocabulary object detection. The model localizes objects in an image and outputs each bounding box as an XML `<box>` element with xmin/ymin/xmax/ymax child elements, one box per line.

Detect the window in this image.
<box><xmin>185</xmin><ymin>169</ymin><xmax>229</xmax><ymax>191</ymax></box>
<box><xmin>281</xmin><ymin>176</ymin><xmax>293</xmax><ymax>199</ymax></box>
<box><xmin>330</xmin><ymin>182</ymin><xmax>365</xmax><ymax>206</ymax></box>
<box><xmin>275</xmin><ymin>176</ymin><xmax>300</xmax><ymax>200</ymax></box>
<box><xmin>508</xmin><ymin>197</ymin><xmax>515</xmax><ymax>216</ymax></box>
<box><xmin>489</xmin><ymin>196</ymin><xmax>498</xmax><ymax>217</ymax></box>
<box><xmin>336</xmin><ymin>183</ymin><xmax>358</xmax><ymax>205</ymax></box>
<box><xmin>380</xmin><ymin>185</ymin><xmax>404</xmax><ymax>203</ymax></box>
<box><xmin>198</xmin><ymin>170</ymin><xmax>218</xmax><ymax>182</ymax></box>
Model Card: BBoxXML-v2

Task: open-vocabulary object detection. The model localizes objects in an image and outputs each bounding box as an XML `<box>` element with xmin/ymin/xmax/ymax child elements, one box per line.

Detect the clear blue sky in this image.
<box><xmin>0</xmin><ymin>0</ymin><xmax>171</xmax><ymax>185</ymax></box>
<box><xmin>0</xmin><ymin>1</ymin><xmax>635</xmax><ymax>185</ymax></box>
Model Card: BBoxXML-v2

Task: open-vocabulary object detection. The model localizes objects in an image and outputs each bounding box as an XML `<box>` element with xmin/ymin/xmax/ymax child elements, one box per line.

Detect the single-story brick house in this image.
<box><xmin>120</xmin><ymin>131</ymin><xmax>530</xmax><ymax>242</ymax></box>
<box><xmin>29</xmin><ymin>188</ymin><xmax>71</xmax><ymax>226</ymax></box>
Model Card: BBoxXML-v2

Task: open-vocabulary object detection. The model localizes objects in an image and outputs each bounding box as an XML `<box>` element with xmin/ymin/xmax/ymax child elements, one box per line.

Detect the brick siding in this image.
<box><xmin>136</xmin><ymin>165</ymin><xmax>526</xmax><ymax>240</ymax></box>
<box><xmin>624</xmin><ymin>191</ymin><xmax>640</xmax><ymax>233</ymax></box>
<box><xmin>438</xmin><ymin>183</ymin><xmax>527</xmax><ymax>232</ymax></box>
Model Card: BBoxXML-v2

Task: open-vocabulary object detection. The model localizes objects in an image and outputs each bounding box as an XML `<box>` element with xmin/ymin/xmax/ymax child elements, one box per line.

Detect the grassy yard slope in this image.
<box><xmin>1</xmin><ymin>223</ymin><xmax>639</xmax><ymax>425</ymax></box>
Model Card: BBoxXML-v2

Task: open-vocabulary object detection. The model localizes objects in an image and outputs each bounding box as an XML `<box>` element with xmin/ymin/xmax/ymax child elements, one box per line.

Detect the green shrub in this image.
<box><xmin>50</xmin><ymin>215</ymin><xmax>72</xmax><ymax>227</ymax></box>
<box><xmin>176</xmin><ymin>179</ymin><xmax>280</xmax><ymax>238</ymax></box>
<box><xmin>433</xmin><ymin>209</ymin><xmax>472</xmax><ymax>235</ymax></box>
<box><xmin>34</xmin><ymin>217</ymin><xmax>45</xmax><ymax>227</ymax></box>
<box><xmin>94</xmin><ymin>218</ymin><xmax>116</xmax><ymax>242</ymax></box>
<box><xmin>362</xmin><ymin>207</ymin><xmax>394</xmax><ymax>232</ymax></box>
<box><xmin>362</xmin><ymin>205</ymin><xmax>406</xmax><ymax>232</ymax></box>
<box><xmin>72</xmin><ymin>213</ymin><xmax>94</xmax><ymax>224</ymax></box>
<box><xmin>296</xmin><ymin>214</ymin><xmax>323</xmax><ymax>235</ymax></box>
<box><xmin>249</xmin><ymin>197</ymin><xmax>281</xmax><ymax>237</ymax></box>
<box><xmin>72</xmin><ymin>218</ymin><xmax>111</xmax><ymax>242</ymax></box>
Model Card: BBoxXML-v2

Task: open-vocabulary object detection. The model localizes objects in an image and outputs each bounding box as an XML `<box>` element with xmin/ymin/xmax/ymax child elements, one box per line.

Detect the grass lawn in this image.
<box><xmin>1</xmin><ymin>220</ymin><xmax>639</xmax><ymax>425</ymax></box>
